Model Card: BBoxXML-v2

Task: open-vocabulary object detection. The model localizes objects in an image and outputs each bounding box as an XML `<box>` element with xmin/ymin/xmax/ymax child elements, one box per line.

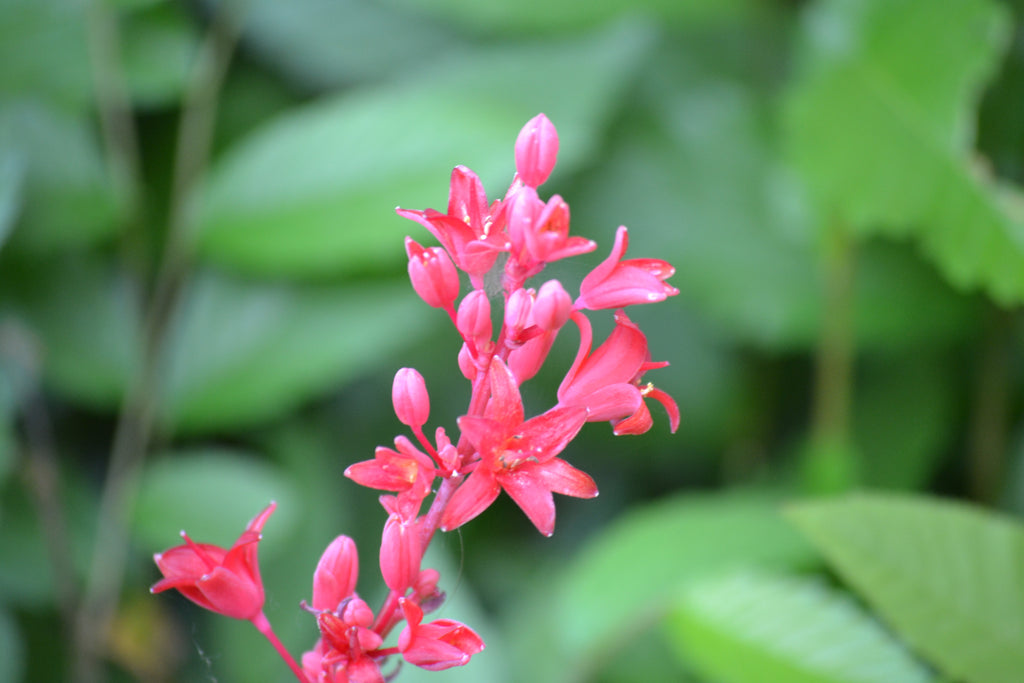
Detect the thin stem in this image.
<box><xmin>71</xmin><ymin>3</ymin><xmax>246</xmax><ymax>681</ymax></box>
<box><xmin>968</xmin><ymin>306</ymin><xmax>1013</xmax><ymax>504</ymax></box>
<box><xmin>251</xmin><ymin>612</ymin><xmax>311</xmax><ymax>683</ymax></box>
<box><xmin>807</xmin><ymin>215</ymin><xmax>857</xmax><ymax>493</ymax></box>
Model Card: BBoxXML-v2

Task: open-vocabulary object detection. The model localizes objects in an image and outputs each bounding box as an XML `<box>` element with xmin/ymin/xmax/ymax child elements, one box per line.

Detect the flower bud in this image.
<box><xmin>504</xmin><ymin>288</ymin><xmax>534</xmax><ymax>339</ymax></box>
<box><xmin>515</xmin><ymin>113</ymin><xmax>559</xmax><ymax>187</ymax></box>
<box><xmin>456</xmin><ymin>290</ymin><xmax>492</xmax><ymax>346</ymax></box>
<box><xmin>533</xmin><ymin>280</ymin><xmax>572</xmax><ymax>331</ymax></box>
<box><xmin>393</xmin><ymin>367</ymin><xmax>430</xmax><ymax>428</ymax></box>
<box><xmin>457</xmin><ymin>342</ymin><xmax>476</xmax><ymax>380</ymax></box>
<box><xmin>381</xmin><ymin>515</ymin><xmax>422</xmax><ymax>593</ymax></box>
<box><xmin>406</xmin><ymin>237</ymin><xmax>460</xmax><ymax>309</ymax></box>
<box><xmin>312</xmin><ymin>535</ymin><xmax>359</xmax><ymax>611</ymax></box>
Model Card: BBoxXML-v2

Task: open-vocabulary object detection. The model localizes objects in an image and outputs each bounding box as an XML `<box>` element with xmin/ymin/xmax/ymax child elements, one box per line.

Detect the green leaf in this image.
<box><xmin>786</xmin><ymin>493</ymin><xmax>1024</xmax><ymax>683</ymax></box>
<box><xmin>0</xmin><ymin>0</ymin><xmax>93</xmax><ymax>111</ymax></box>
<box><xmin>666</xmin><ymin>569</ymin><xmax>934</xmax><ymax>683</ymax></box>
<box><xmin>158</xmin><ymin>271</ymin><xmax>433</xmax><ymax>433</ymax></box>
<box><xmin>784</xmin><ymin>0</ymin><xmax>1024</xmax><ymax>303</ymax></box>
<box><xmin>384</xmin><ymin>0</ymin><xmax>755</xmax><ymax>35</ymax></box>
<box><xmin>509</xmin><ymin>492</ymin><xmax>819</xmax><ymax>682</ymax></box>
<box><xmin>0</xmin><ymin>607</ymin><xmax>23</xmax><ymax>683</ymax></box>
<box><xmin>573</xmin><ymin>70</ymin><xmax>976</xmax><ymax>350</ymax></box>
<box><xmin>194</xmin><ymin>21</ymin><xmax>652</xmax><ymax>277</ymax></box>
<box><xmin>0</xmin><ymin>101</ymin><xmax>123</xmax><ymax>251</ymax></box>
<box><xmin>120</xmin><ymin>1</ymin><xmax>198</xmax><ymax>107</ymax></box>
<box><xmin>0</xmin><ymin>152</ymin><xmax>23</xmax><ymax>251</ymax></box>
<box><xmin>134</xmin><ymin>449</ymin><xmax>301</xmax><ymax>557</ymax></box>
<box><xmin>223</xmin><ymin>0</ymin><xmax>465</xmax><ymax>88</ymax></box>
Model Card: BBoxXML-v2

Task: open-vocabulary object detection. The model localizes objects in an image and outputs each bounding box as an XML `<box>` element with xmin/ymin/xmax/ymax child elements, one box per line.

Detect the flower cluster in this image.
<box><xmin>151</xmin><ymin>114</ymin><xmax>678</xmax><ymax>682</ymax></box>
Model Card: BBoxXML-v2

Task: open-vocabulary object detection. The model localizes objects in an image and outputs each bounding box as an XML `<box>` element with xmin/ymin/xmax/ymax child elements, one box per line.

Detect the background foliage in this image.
<box><xmin>2</xmin><ymin>0</ymin><xmax>1024</xmax><ymax>681</ymax></box>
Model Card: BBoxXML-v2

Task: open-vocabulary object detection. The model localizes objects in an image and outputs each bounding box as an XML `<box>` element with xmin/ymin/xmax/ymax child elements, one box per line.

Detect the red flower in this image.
<box><xmin>396</xmin><ymin>165</ymin><xmax>508</xmax><ymax>282</ymax></box>
<box><xmin>345</xmin><ymin>435</ymin><xmax>436</xmax><ymax>520</ymax></box>
<box><xmin>576</xmin><ymin>226</ymin><xmax>678</xmax><ymax>310</ymax></box>
<box><xmin>441</xmin><ymin>358</ymin><xmax>596</xmax><ymax>536</ymax></box>
<box><xmin>398</xmin><ymin>598</ymin><xmax>485</xmax><ymax>671</ymax></box>
<box><xmin>558</xmin><ymin>310</ymin><xmax>679</xmax><ymax>435</ymax></box>
<box><xmin>151</xmin><ymin>502</ymin><xmax>275</xmax><ymax>621</ymax></box>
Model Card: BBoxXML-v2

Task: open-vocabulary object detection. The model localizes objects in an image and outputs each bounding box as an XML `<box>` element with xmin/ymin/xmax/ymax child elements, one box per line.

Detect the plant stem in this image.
<box><xmin>968</xmin><ymin>306</ymin><xmax>1013</xmax><ymax>504</ymax></box>
<box><xmin>71</xmin><ymin>3</ymin><xmax>245</xmax><ymax>681</ymax></box>
<box><xmin>252</xmin><ymin>612</ymin><xmax>311</xmax><ymax>683</ymax></box>
<box><xmin>808</xmin><ymin>215</ymin><xmax>857</xmax><ymax>492</ymax></box>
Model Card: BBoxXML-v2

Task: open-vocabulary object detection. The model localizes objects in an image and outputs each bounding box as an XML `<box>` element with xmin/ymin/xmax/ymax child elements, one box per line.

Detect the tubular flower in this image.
<box><xmin>441</xmin><ymin>358</ymin><xmax>596</xmax><ymax>536</ymax></box>
<box><xmin>558</xmin><ymin>310</ymin><xmax>680</xmax><ymax>435</ymax></box>
<box><xmin>398</xmin><ymin>598</ymin><xmax>485</xmax><ymax>671</ymax></box>
<box><xmin>151</xmin><ymin>502</ymin><xmax>275</xmax><ymax>621</ymax></box>
<box><xmin>396</xmin><ymin>165</ymin><xmax>508</xmax><ymax>283</ymax></box>
<box><xmin>576</xmin><ymin>226</ymin><xmax>678</xmax><ymax>310</ymax></box>
<box><xmin>344</xmin><ymin>435</ymin><xmax>436</xmax><ymax>520</ymax></box>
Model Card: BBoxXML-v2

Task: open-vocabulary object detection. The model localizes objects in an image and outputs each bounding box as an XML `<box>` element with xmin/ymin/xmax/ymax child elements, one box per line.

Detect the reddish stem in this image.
<box><xmin>251</xmin><ymin>611</ymin><xmax>310</xmax><ymax>683</ymax></box>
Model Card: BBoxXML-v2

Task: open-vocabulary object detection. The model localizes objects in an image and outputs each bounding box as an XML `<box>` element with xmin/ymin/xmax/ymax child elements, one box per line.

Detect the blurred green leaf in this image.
<box><xmin>194</xmin><ymin>21</ymin><xmax>652</xmax><ymax>277</ymax></box>
<box><xmin>508</xmin><ymin>492</ymin><xmax>818</xmax><ymax>682</ymax></box>
<box><xmin>666</xmin><ymin>569</ymin><xmax>934</xmax><ymax>683</ymax></box>
<box><xmin>2</xmin><ymin>258</ymin><xmax>435</xmax><ymax>433</ymax></box>
<box><xmin>0</xmin><ymin>0</ymin><xmax>93</xmax><ymax>111</ymax></box>
<box><xmin>0</xmin><ymin>607</ymin><xmax>23</xmax><ymax>683</ymax></box>
<box><xmin>135</xmin><ymin>449</ymin><xmax>301</xmax><ymax>556</ymax></box>
<box><xmin>384</xmin><ymin>0</ymin><xmax>754</xmax><ymax>35</ymax></box>
<box><xmin>785</xmin><ymin>0</ymin><xmax>1024</xmax><ymax>304</ymax></box>
<box><xmin>0</xmin><ymin>256</ymin><xmax>140</xmax><ymax>409</ymax></box>
<box><xmin>787</xmin><ymin>493</ymin><xmax>1024</xmax><ymax>683</ymax></box>
<box><xmin>224</xmin><ymin>0</ymin><xmax>464</xmax><ymax>89</ymax></box>
<box><xmin>120</xmin><ymin>1</ymin><xmax>198</xmax><ymax>108</ymax></box>
<box><xmin>574</xmin><ymin>75</ymin><xmax>976</xmax><ymax>350</ymax></box>
<box><xmin>0</xmin><ymin>101</ymin><xmax>123</xmax><ymax>251</ymax></box>
<box><xmin>159</xmin><ymin>271</ymin><xmax>434</xmax><ymax>433</ymax></box>
<box><xmin>0</xmin><ymin>152</ymin><xmax>23</xmax><ymax>251</ymax></box>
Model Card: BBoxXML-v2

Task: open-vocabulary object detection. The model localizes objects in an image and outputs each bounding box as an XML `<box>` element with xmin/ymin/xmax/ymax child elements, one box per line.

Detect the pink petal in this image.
<box><xmin>312</xmin><ymin>535</ymin><xmax>359</xmax><ymax>611</ymax></box>
<box><xmin>484</xmin><ymin>357</ymin><xmax>524</xmax><ymax>427</ymax></box>
<box><xmin>440</xmin><ymin>469</ymin><xmax>501</xmax><ymax>531</ymax></box>
<box><xmin>533</xmin><ymin>458</ymin><xmax>598</xmax><ymax>499</ymax></box>
<box><xmin>499</xmin><ymin>468</ymin><xmax>556</xmax><ymax>536</ymax></box>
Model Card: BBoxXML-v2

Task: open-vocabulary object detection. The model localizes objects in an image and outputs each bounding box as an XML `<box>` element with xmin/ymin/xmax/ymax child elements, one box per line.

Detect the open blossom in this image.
<box><xmin>558</xmin><ymin>309</ymin><xmax>680</xmax><ymax>435</ymax></box>
<box><xmin>576</xmin><ymin>226</ymin><xmax>678</xmax><ymax>310</ymax></box>
<box><xmin>398</xmin><ymin>598</ymin><xmax>484</xmax><ymax>671</ymax></box>
<box><xmin>441</xmin><ymin>358</ymin><xmax>597</xmax><ymax>536</ymax></box>
<box><xmin>151</xmin><ymin>502</ymin><xmax>275</xmax><ymax>621</ymax></box>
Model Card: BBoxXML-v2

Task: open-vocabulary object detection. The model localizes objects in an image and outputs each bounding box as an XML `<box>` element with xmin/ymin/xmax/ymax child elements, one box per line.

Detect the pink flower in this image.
<box><xmin>558</xmin><ymin>310</ymin><xmax>680</xmax><ymax>435</ymax></box>
<box><xmin>576</xmin><ymin>226</ymin><xmax>678</xmax><ymax>310</ymax></box>
<box><xmin>396</xmin><ymin>166</ymin><xmax>508</xmax><ymax>283</ymax></box>
<box><xmin>441</xmin><ymin>358</ymin><xmax>596</xmax><ymax>536</ymax></box>
<box><xmin>398</xmin><ymin>598</ymin><xmax>485</xmax><ymax>671</ymax></box>
<box><xmin>344</xmin><ymin>436</ymin><xmax>436</xmax><ymax>520</ymax></box>
<box><xmin>405</xmin><ymin>237</ymin><xmax>460</xmax><ymax>310</ymax></box>
<box><xmin>312</xmin><ymin>535</ymin><xmax>360</xmax><ymax>612</ymax></box>
<box><xmin>151</xmin><ymin>502</ymin><xmax>275</xmax><ymax>621</ymax></box>
<box><xmin>515</xmin><ymin>113</ymin><xmax>559</xmax><ymax>188</ymax></box>
<box><xmin>380</xmin><ymin>514</ymin><xmax>422</xmax><ymax>593</ymax></box>
<box><xmin>392</xmin><ymin>367</ymin><xmax>430</xmax><ymax>429</ymax></box>
<box><xmin>312</xmin><ymin>599</ymin><xmax>385</xmax><ymax>683</ymax></box>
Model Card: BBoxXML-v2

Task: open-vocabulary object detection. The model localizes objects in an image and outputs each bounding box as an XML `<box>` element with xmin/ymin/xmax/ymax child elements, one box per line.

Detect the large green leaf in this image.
<box><xmin>784</xmin><ymin>0</ymin><xmax>1024</xmax><ymax>303</ymax></box>
<box><xmin>193</xmin><ymin>21</ymin><xmax>652</xmax><ymax>277</ymax></box>
<box><xmin>383</xmin><ymin>0</ymin><xmax>754</xmax><ymax>35</ymax></box>
<box><xmin>0</xmin><ymin>101</ymin><xmax>123</xmax><ymax>251</ymax></box>
<box><xmin>787</xmin><ymin>493</ymin><xmax>1024</xmax><ymax>683</ymax></box>
<box><xmin>573</xmin><ymin>66</ymin><xmax>977</xmax><ymax>350</ymax></box>
<box><xmin>158</xmin><ymin>270</ymin><xmax>432</xmax><ymax>433</ymax></box>
<box><xmin>666</xmin><ymin>569</ymin><xmax>934</xmax><ymax>683</ymax></box>
<box><xmin>134</xmin><ymin>449</ymin><xmax>302</xmax><ymax>557</ymax></box>
<box><xmin>120</xmin><ymin>1</ymin><xmax>198</xmax><ymax>108</ymax></box>
<box><xmin>508</xmin><ymin>492</ymin><xmax>818</xmax><ymax>682</ymax></box>
<box><xmin>219</xmin><ymin>0</ymin><xmax>465</xmax><ymax>89</ymax></box>
<box><xmin>1</xmin><ymin>258</ymin><xmax>434</xmax><ymax>433</ymax></box>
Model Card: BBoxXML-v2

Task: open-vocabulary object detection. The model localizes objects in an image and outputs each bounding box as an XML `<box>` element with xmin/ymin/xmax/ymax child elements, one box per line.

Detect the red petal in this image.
<box><xmin>440</xmin><ymin>470</ymin><xmax>501</xmax><ymax>531</ymax></box>
<box><xmin>312</xmin><ymin>535</ymin><xmax>359</xmax><ymax>611</ymax></box>
<box><xmin>533</xmin><ymin>458</ymin><xmax>598</xmax><ymax>499</ymax></box>
<box><xmin>484</xmin><ymin>358</ymin><xmax>524</xmax><ymax>427</ymax></box>
<box><xmin>498</xmin><ymin>468</ymin><xmax>556</xmax><ymax>536</ymax></box>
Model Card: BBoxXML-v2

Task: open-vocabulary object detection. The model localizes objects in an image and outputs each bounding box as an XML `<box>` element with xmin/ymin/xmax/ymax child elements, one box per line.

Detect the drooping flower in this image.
<box><xmin>558</xmin><ymin>309</ymin><xmax>680</xmax><ymax>435</ymax></box>
<box><xmin>576</xmin><ymin>226</ymin><xmax>678</xmax><ymax>310</ymax></box>
<box><xmin>398</xmin><ymin>598</ymin><xmax>485</xmax><ymax>671</ymax></box>
<box><xmin>441</xmin><ymin>358</ymin><xmax>596</xmax><ymax>536</ymax></box>
<box><xmin>151</xmin><ymin>502</ymin><xmax>275</xmax><ymax>621</ymax></box>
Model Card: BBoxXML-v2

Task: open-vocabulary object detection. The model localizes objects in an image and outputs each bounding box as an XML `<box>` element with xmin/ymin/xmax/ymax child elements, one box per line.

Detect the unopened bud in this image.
<box><xmin>456</xmin><ymin>290</ymin><xmax>492</xmax><ymax>346</ymax></box>
<box><xmin>406</xmin><ymin>237</ymin><xmax>460</xmax><ymax>309</ymax></box>
<box><xmin>515</xmin><ymin>113</ymin><xmax>559</xmax><ymax>187</ymax></box>
<box><xmin>393</xmin><ymin>367</ymin><xmax>430</xmax><ymax>428</ymax></box>
<box><xmin>533</xmin><ymin>280</ymin><xmax>572</xmax><ymax>331</ymax></box>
